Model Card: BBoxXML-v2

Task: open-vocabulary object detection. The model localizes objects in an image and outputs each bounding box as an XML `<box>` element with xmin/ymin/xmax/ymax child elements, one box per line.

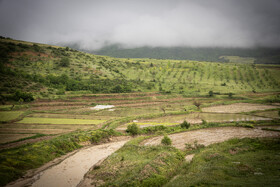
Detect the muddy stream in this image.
<box><xmin>7</xmin><ymin>127</ymin><xmax>280</xmax><ymax>187</ymax></box>
<box><xmin>7</xmin><ymin>138</ymin><xmax>130</xmax><ymax>187</ymax></box>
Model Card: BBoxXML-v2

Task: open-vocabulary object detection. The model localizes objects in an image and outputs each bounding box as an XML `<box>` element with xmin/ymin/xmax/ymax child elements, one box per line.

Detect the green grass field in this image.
<box><xmin>166</xmin><ymin>138</ymin><xmax>280</xmax><ymax>186</ymax></box>
<box><xmin>87</xmin><ymin>137</ymin><xmax>184</xmax><ymax>186</ymax></box>
<box><xmin>16</xmin><ymin>117</ymin><xmax>105</xmax><ymax>125</ymax></box>
<box><xmin>0</xmin><ymin>111</ymin><xmax>24</xmax><ymax>122</ymax></box>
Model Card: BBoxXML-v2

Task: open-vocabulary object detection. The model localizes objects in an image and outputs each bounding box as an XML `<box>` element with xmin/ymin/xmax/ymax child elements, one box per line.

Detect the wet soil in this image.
<box><xmin>142</xmin><ymin>126</ymin><xmax>280</xmax><ymax>150</ymax></box>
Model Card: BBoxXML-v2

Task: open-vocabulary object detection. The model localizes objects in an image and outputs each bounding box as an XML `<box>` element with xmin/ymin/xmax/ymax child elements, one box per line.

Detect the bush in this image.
<box><xmin>202</xmin><ymin>119</ymin><xmax>207</xmax><ymax>125</ymax></box>
<box><xmin>12</xmin><ymin>90</ymin><xmax>34</xmax><ymax>102</ymax></box>
<box><xmin>142</xmin><ymin>125</ymin><xmax>167</xmax><ymax>134</ymax></box>
<box><xmin>126</xmin><ymin>123</ymin><xmax>140</xmax><ymax>136</ymax></box>
<box><xmin>180</xmin><ymin>120</ymin><xmax>190</xmax><ymax>129</ymax></box>
<box><xmin>209</xmin><ymin>90</ymin><xmax>214</xmax><ymax>97</ymax></box>
<box><xmin>59</xmin><ymin>57</ymin><xmax>70</xmax><ymax>67</ymax></box>
<box><xmin>193</xmin><ymin>101</ymin><xmax>201</xmax><ymax>109</ymax></box>
<box><xmin>161</xmin><ymin>135</ymin><xmax>172</xmax><ymax>145</ymax></box>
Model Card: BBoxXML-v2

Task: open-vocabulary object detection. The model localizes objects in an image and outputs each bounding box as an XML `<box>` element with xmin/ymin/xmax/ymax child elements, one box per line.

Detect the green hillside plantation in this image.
<box><xmin>0</xmin><ymin>36</ymin><xmax>280</xmax><ymax>102</ymax></box>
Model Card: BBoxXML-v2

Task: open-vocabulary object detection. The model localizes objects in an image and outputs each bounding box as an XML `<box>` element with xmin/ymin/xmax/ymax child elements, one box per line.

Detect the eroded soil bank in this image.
<box><xmin>142</xmin><ymin>126</ymin><xmax>280</xmax><ymax>149</ymax></box>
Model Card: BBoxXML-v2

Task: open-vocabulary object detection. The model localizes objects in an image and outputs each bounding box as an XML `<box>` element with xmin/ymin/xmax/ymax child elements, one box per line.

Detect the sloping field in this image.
<box><xmin>17</xmin><ymin>117</ymin><xmax>105</xmax><ymax>125</ymax></box>
<box><xmin>0</xmin><ymin>111</ymin><xmax>24</xmax><ymax>122</ymax></box>
<box><xmin>142</xmin><ymin>127</ymin><xmax>280</xmax><ymax>149</ymax></box>
<box><xmin>202</xmin><ymin>103</ymin><xmax>279</xmax><ymax>113</ymax></box>
<box><xmin>0</xmin><ymin>134</ymin><xmax>34</xmax><ymax>144</ymax></box>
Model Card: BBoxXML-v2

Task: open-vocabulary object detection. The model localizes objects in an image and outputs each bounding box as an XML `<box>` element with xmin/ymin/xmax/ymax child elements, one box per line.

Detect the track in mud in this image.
<box><xmin>142</xmin><ymin>126</ymin><xmax>280</xmax><ymax>150</ymax></box>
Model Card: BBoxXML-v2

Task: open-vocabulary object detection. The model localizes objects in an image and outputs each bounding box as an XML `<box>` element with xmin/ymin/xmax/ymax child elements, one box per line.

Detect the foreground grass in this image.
<box><xmin>166</xmin><ymin>138</ymin><xmax>280</xmax><ymax>186</ymax></box>
<box><xmin>0</xmin><ymin>129</ymin><xmax>121</xmax><ymax>186</ymax></box>
<box><xmin>87</xmin><ymin>137</ymin><xmax>184</xmax><ymax>186</ymax></box>
<box><xmin>16</xmin><ymin>117</ymin><xmax>105</xmax><ymax>125</ymax></box>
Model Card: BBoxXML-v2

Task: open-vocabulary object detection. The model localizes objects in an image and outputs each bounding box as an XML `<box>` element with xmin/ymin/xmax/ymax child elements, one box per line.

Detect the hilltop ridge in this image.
<box><xmin>0</xmin><ymin>37</ymin><xmax>280</xmax><ymax>102</ymax></box>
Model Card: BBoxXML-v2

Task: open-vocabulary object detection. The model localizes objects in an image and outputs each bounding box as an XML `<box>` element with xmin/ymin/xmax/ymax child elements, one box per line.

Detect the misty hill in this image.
<box><xmin>1</xmin><ymin>37</ymin><xmax>280</xmax><ymax>102</ymax></box>
<box><xmin>90</xmin><ymin>45</ymin><xmax>280</xmax><ymax>64</ymax></box>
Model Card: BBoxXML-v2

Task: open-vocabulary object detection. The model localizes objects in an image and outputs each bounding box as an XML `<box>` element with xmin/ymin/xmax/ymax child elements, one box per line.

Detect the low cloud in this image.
<box><xmin>0</xmin><ymin>0</ymin><xmax>280</xmax><ymax>49</ymax></box>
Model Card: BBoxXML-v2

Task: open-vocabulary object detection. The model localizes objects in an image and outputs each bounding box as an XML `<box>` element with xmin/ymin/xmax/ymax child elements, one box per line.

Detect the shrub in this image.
<box><xmin>193</xmin><ymin>101</ymin><xmax>201</xmax><ymax>109</ymax></box>
<box><xmin>202</xmin><ymin>119</ymin><xmax>207</xmax><ymax>125</ymax></box>
<box><xmin>161</xmin><ymin>135</ymin><xmax>172</xmax><ymax>145</ymax></box>
<box><xmin>12</xmin><ymin>90</ymin><xmax>34</xmax><ymax>102</ymax></box>
<box><xmin>126</xmin><ymin>123</ymin><xmax>140</xmax><ymax>136</ymax></box>
<box><xmin>142</xmin><ymin>125</ymin><xmax>167</xmax><ymax>134</ymax></box>
<box><xmin>59</xmin><ymin>57</ymin><xmax>70</xmax><ymax>67</ymax></box>
<box><xmin>180</xmin><ymin>120</ymin><xmax>190</xmax><ymax>129</ymax></box>
<box><xmin>209</xmin><ymin>90</ymin><xmax>214</xmax><ymax>97</ymax></box>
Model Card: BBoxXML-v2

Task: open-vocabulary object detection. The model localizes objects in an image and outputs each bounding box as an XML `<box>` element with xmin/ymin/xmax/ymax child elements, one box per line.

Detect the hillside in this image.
<box><xmin>90</xmin><ymin>44</ymin><xmax>280</xmax><ymax>64</ymax></box>
<box><xmin>0</xmin><ymin>37</ymin><xmax>280</xmax><ymax>187</ymax></box>
<box><xmin>1</xmin><ymin>37</ymin><xmax>280</xmax><ymax>103</ymax></box>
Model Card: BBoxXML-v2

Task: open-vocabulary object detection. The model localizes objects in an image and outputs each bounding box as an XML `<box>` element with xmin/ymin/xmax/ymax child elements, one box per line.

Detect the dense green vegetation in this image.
<box><xmin>1</xmin><ymin>37</ymin><xmax>280</xmax><ymax>103</ymax></box>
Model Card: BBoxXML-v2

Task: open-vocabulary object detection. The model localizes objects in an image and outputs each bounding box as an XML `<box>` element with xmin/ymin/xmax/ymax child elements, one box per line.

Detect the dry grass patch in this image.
<box><xmin>202</xmin><ymin>103</ymin><xmax>279</xmax><ymax>113</ymax></box>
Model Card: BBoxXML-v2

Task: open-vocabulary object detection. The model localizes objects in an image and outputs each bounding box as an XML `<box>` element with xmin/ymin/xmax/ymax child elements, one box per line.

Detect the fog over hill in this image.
<box><xmin>0</xmin><ymin>0</ymin><xmax>280</xmax><ymax>51</ymax></box>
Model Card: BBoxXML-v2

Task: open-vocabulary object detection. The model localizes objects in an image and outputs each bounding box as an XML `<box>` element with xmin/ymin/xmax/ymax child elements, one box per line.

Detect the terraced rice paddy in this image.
<box><xmin>1</xmin><ymin>92</ymin><xmax>279</xmax><ymax>145</ymax></box>
<box><xmin>0</xmin><ymin>111</ymin><xmax>24</xmax><ymax>122</ymax></box>
<box><xmin>17</xmin><ymin>117</ymin><xmax>105</xmax><ymax>125</ymax></box>
<box><xmin>0</xmin><ymin>134</ymin><xmax>35</xmax><ymax>144</ymax></box>
<box><xmin>202</xmin><ymin>103</ymin><xmax>279</xmax><ymax>113</ymax></box>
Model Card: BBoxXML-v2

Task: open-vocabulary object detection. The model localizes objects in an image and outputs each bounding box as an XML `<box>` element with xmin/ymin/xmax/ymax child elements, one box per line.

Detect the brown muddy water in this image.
<box><xmin>7</xmin><ymin>139</ymin><xmax>129</xmax><ymax>187</ymax></box>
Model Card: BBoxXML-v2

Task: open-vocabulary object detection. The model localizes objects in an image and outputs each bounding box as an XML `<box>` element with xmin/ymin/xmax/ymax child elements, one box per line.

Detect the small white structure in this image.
<box><xmin>90</xmin><ymin>105</ymin><xmax>115</xmax><ymax>110</ymax></box>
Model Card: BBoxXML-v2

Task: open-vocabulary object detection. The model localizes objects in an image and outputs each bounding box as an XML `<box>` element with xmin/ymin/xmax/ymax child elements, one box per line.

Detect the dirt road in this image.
<box><xmin>142</xmin><ymin>127</ymin><xmax>280</xmax><ymax>150</ymax></box>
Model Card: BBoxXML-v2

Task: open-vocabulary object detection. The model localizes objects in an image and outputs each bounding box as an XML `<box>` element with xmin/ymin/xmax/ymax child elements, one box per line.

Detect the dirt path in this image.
<box><xmin>7</xmin><ymin>138</ymin><xmax>130</xmax><ymax>187</ymax></box>
<box><xmin>142</xmin><ymin>127</ymin><xmax>280</xmax><ymax>150</ymax></box>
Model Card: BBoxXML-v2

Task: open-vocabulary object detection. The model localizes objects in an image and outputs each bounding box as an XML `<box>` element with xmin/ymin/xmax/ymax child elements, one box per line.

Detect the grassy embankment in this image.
<box><xmin>85</xmin><ymin>136</ymin><xmax>280</xmax><ymax>186</ymax></box>
<box><xmin>0</xmin><ymin>129</ymin><xmax>121</xmax><ymax>186</ymax></box>
<box><xmin>166</xmin><ymin>138</ymin><xmax>280</xmax><ymax>186</ymax></box>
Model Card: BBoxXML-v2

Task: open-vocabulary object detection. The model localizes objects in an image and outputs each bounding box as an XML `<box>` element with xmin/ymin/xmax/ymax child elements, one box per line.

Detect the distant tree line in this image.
<box><xmin>93</xmin><ymin>45</ymin><xmax>280</xmax><ymax>64</ymax></box>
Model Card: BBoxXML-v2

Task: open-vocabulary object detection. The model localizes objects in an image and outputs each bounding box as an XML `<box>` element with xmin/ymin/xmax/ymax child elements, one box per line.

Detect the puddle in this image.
<box><xmin>90</xmin><ymin>105</ymin><xmax>114</xmax><ymax>110</ymax></box>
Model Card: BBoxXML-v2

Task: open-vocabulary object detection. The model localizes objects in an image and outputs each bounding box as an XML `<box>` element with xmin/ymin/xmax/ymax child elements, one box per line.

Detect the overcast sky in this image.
<box><xmin>0</xmin><ymin>0</ymin><xmax>280</xmax><ymax>49</ymax></box>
